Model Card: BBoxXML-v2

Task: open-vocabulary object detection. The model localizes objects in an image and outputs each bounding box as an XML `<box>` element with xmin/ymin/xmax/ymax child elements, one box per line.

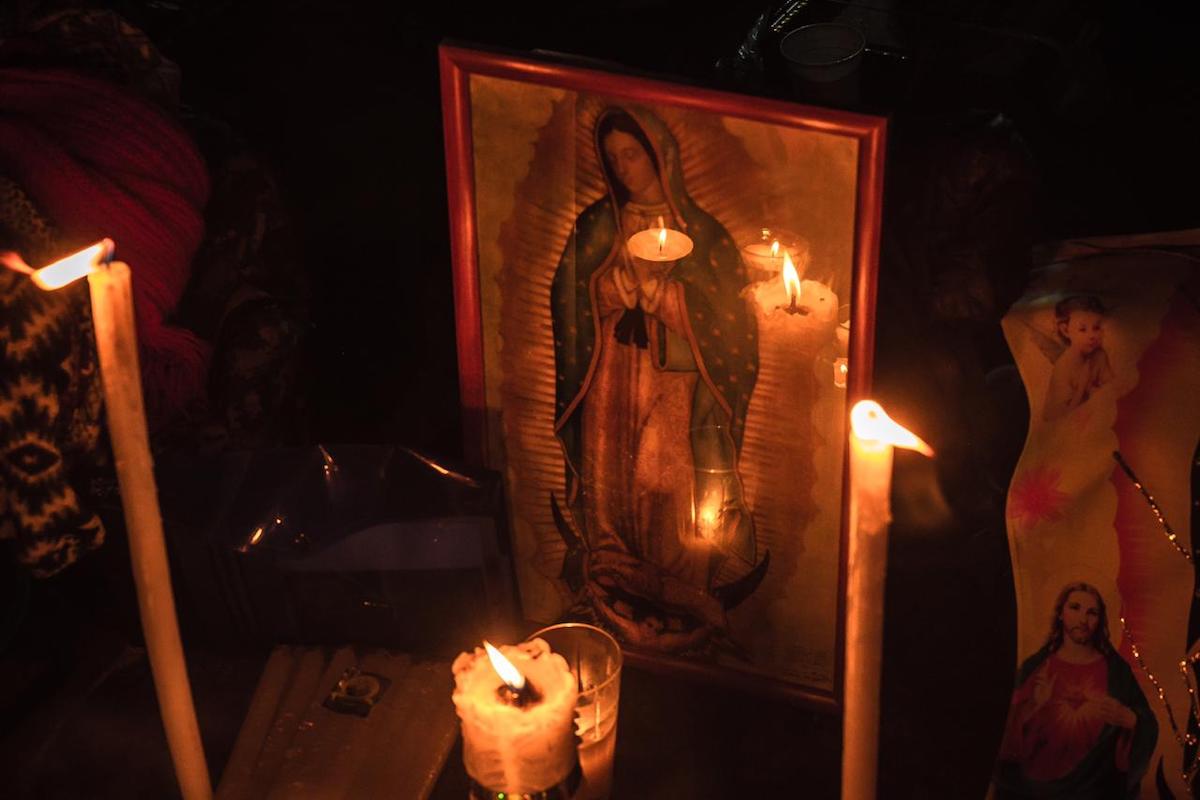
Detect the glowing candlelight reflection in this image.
<box><xmin>695</xmin><ymin>489</ymin><xmax>723</xmax><ymax>539</ymax></box>
<box><xmin>834</xmin><ymin>357</ymin><xmax>849</xmax><ymax>389</ymax></box>
<box><xmin>484</xmin><ymin>641</ymin><xmax>526</xmax><ymax>691</ymax></box>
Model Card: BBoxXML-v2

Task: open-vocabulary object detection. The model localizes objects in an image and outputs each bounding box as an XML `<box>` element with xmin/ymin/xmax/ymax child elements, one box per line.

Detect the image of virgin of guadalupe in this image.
<box><xmin>550</xmin><ymin>106</ymin><xmax>769</xmax><ymax>654</ymax></box>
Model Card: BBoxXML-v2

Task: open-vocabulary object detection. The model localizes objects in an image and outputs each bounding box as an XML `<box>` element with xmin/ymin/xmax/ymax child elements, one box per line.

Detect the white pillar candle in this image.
<box><xmin>452</xmin><ymin>638</ymin><xmax>579</xmax><ymax>794</ymax></box>
<box><xmin>745</xmin><ymin>249</ymin><xmax>837</xmax><ymax>323</ymax></box>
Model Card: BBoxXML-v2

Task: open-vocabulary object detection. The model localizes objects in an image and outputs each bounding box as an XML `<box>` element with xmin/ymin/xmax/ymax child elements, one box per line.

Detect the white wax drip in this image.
<box><xmin>452</xmin><ymin>638</ymin><xmax>579</xmax><ymax>793</ymax></box>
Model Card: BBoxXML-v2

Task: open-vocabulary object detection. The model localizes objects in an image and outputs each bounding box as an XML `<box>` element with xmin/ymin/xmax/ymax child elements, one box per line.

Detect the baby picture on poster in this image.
<box><xmin>1041</xmin><ymin>296</ymin><xmax>1114</xmax><ymax>423</ymax></box>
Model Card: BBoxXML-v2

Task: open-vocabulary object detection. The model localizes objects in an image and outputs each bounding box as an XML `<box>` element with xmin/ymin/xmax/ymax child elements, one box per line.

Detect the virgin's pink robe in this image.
<box><xmin>579</xmin><ymin>263</ymin><xmax>711</xmax><ymax>589</ymax></box>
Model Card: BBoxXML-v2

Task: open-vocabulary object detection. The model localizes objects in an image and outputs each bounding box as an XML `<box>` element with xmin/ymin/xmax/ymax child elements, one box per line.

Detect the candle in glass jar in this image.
<box><xmin>452</xmin><ymin>638</ymin><xmax>579</xmax><ymax>795</ymax></box>
<box><xmin>740</xmin><ymin>228</ymin><xmax>807</xmax><ymax>276</ymax></box>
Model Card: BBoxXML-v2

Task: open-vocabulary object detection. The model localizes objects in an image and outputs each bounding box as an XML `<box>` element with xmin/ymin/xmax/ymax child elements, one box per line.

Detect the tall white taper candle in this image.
<box><xmin>88</xmin><ymin>260</ymin><xmax>212</xmax><ymax>800</ymax></box>
<box><xmin>842</xmin><ymin>401</ymin><xmax>931</xmax><ymax>800</ymax></box>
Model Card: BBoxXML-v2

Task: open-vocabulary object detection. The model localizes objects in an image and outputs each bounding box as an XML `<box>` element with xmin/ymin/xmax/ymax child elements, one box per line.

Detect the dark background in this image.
<box><xmin>3</xmin><ymin>0</ymin><xmax>1199</xmax><ymax>796</ymax></box>
<box><xmin>87</xmin><ymin>0</ymin><xmax>1198</xmax><ymax>452</ymax></box>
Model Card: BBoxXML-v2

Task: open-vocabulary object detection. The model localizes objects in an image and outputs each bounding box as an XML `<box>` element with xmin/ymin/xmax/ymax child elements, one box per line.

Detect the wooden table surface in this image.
<box><xmin>430</xmin><ymin>664</ymin><xmax>843</xmax><ymax>799</ymax></box>
<box><xmin>217</xmin><ymin>646</ymin><xmax>457</xmax><ymax>800</ymax></box>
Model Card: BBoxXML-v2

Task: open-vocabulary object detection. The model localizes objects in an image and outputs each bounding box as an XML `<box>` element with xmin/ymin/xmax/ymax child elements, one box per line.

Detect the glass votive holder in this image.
<box><xmin>527</xmin><ymin>623</ymin><xmax>623</xmax><ymax>800</ymax></box>
<box><xmin>739</xmin><ymin>227</ymin><xmax>808</xmax><ymax>280</ymax></box>
<box><xmin>779</xmin><ymin>22</ymin><xmax>867</xmax><ymax>108</ymax></box>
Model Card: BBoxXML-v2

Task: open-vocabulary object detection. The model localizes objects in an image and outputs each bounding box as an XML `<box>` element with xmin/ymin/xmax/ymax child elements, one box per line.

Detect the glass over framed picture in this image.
<box><xmin>440</xmin><ymin>43</ymin><xmax>886</xmax><ymax>704</ymax></box>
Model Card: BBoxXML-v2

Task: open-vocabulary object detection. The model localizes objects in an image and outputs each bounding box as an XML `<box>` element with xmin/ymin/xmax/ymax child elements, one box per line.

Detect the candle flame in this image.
<box><xmin>0</xmin><ymin>251</ymin><xmax>34</xmax><ymax>276</ymax></box>
<box><xmin>770</xmin><ymin>240</ymin><xmax>780</xmax><ymax>258</ymax></box>
<box><xmin>782</xmin><ymin>251</ymin><xmax>801</xmax><ymax>302</ymax></box>
<box><xmin>850</xmin><ymin>400</ymin><xmax>933</xmax><ymax>456</ymax></box>
<box><xmin>834</xmin><ymin>358</ymin><xmax>849</xmax><ymax>388</ymax></box>
<box><xmin>483</xmin><ymin>641</ymin><xmax>526</xmax><ymax>690</ymax></box>
<box><xmin>31</xmin><ymin>240</ymin><xmax>113</xmax><ymax>290</ymax></box>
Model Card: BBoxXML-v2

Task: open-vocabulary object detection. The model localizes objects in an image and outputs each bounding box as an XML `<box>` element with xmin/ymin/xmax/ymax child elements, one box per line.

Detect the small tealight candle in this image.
<box><xmin>626</xmin><ymin>215</ymin><xmax>693</xmax><ymax>262</ymax></box>
<box><xmin>740</xmin><ymin>228</ymin><xmax>807</xmax><ymax>275</ymax></box>
<box><xmin>452</xmin><ymin>638</ymin><xmax>579</xmax><ymax>796</ymax></box>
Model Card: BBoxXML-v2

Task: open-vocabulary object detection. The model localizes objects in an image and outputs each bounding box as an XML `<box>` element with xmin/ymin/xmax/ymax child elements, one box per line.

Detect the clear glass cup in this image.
<box><xmin>527</xmin><ymin>623</ymin><xmax>623</xmax><ymax>800</ymax></box>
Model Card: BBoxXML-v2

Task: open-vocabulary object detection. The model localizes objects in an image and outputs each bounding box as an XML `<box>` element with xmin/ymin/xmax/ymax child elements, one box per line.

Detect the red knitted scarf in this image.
<box><xmin>0</xmin><ymin>67</ymin><xmax>210</xmax><ymax>426</ymax></box>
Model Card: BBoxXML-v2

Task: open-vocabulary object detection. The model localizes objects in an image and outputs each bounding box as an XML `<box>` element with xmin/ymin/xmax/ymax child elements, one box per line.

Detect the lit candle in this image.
<box><xmin>739</xmin><ymin>227</ymin><xmax>806</xmax><ymax>276</ymax></box>
<box><xmin>744</xmin><ymin>250</ymin><xmax>840</xmax><ymax>397</ymax></box>
<box><xmin>742</xmin><ymin>236</ymin><xmax>783</xmax><ymax>272</ymax></box>
<box><xmin>781</xmin><ymin>251</ymin><xmax>804</xmax><ymax>315</ymax></box>
<box><xmin>452</xmin><ymin>638</ymin><xmax>580</xmax><ymax>796</ymax></box>
<box><xmin>2</xmin><ymin>241</ymin><xmax>211</xmax><ymax>800</ymax></box>
<box><xmin>833</xmin><ymin>357</ymin><xmax>849</xmax><ymax>389</ymax></box>
<box><xmin>626</xmin><ymin>215</ymin><xmax>693</xmax><ymax>262</ymax></box>
<box><xmin>843</xmin><ymin>400</ymin><xmax>932</xmax><ymax>800</ymax></box>
<box><xmin>746</xmin><ymin>249</ymin><xmax>837</xmax><ymax>326</ymax></box>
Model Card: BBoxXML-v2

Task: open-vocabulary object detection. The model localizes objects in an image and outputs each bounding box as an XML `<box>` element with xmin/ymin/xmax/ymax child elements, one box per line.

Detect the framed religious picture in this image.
<box><xmin>440</xmin><ymin>43</ymin><xmax>886</xmax><ymax>705</ymax></box>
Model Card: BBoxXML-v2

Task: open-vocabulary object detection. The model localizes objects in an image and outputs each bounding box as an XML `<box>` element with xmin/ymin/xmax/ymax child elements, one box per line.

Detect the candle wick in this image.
<box><xmin>497</xmin><ymin>678</ymin><xmax>542</xmax><ymax>707</ymax></box>
<box><xmin>779</xmin><ymin>294</ymin><xmax>810</xmax><ymax>316</ymax></box>
<box><xmin>98</xmin><ymin>237</ymin><xmax>116</xmax><ymax>267</ymax></box>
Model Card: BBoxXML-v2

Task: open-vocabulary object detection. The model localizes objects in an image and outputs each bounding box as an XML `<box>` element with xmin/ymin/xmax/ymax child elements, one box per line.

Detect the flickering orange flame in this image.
<box><xmin>770</xmin><ymin>240</ymin><xmax>780</xmax><ymax>258</ymax></box>
<box><xmin>30</xmin><ymin>240</ymin><xmax>113</xmax><ymax>290</ymax></box>
<box><xmin>850</xmin><ymin>400</ymin><xmax>933</xmax><ymax>456</ymax></box>
<box><xmin>782</xmin><ymin>250</ymin><xmax>802</xmax><ymax>303</ymax></box>
<box><xmin>695</xmin><ymin>490</ymin><xmax>722</xmax><ymax>537</ymax></box>
<box><xmin>483</xmin><ymin>641</ymin><xmax>526</xmax><ymax>690</ymax></box>
<box><xmin>658</xmin><ymin>227</ymin><xmax>667</xmax><ymax>253</ymax></box>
